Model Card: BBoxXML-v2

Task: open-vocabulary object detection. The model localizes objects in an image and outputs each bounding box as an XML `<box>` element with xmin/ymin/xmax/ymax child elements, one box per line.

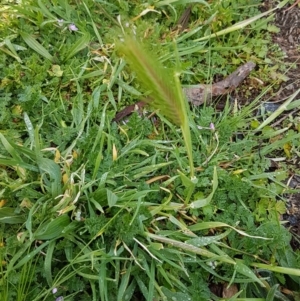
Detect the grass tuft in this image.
<box><xmin>0</xmin><ymin>0</ymin><xmax>299</xmax><ymax>300</ymax></box>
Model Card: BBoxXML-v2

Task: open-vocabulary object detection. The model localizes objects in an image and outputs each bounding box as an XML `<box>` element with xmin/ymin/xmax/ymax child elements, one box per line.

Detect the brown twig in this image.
<box><xmin>113</xmin><ymin>62</ymin><xmax>256</xmax><ymax>123</ymax></box>
<box><xmin>285</xmin><ymin>0</ymin><xmax>300</xmax><ymax>11</ymax></box>
<box><xmin>183</xmin><ymin>61</ymin><xmax>256</xmax><ymax>106</ymax></box>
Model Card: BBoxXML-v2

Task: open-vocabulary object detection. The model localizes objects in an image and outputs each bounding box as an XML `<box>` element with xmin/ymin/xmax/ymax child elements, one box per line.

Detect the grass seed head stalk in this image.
<box><xmin>116</xmin><ymin>35</ymin><xmax>195</xmax><ymax>178</ymax></box>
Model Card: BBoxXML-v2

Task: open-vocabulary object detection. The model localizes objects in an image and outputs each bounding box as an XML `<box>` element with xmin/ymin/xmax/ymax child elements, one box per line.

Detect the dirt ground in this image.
<box><xmin>271</xmin><ymin>1</ymin><xmax>300</xmax><ymax>100</ymax></box>
<box><xmin>270</xmin><ymin>2</ymin><xmax>300</xmax><ymax>249</ymax></box>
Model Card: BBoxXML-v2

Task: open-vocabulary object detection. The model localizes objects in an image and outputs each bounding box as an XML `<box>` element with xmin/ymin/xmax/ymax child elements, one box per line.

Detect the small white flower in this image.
<box><xmin>68</xmin><ymin>24</ymin><xmax>78</xmax><ymax>31</ymax></box>
<box><xmin>52</xmin><ymin>287</ymin><xmax>58</xmax><ymax>294</ymax></box>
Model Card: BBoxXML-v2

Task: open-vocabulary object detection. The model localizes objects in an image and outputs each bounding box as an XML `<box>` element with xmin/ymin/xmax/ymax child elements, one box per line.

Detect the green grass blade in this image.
<box><xmin>117</xmin><ymin>263</ymin><xmax>132</xmax><ymax>301</ymax></box>
<box><xmin>147</xmin><ymin>233</ymin><xmax>235</xmax><ymax>265</ymax></box>
<box><xmin>189</xmin><ymin>221</ymin><xmax>271</xmax><ymax>240</ymax></box>
<box><xmin>135</xmin><ymin>275</ymin><xmax>149</xmax><ymax>300</ymax></box>
<box><xmin>44</xmin><ymin>240</ymin><xmax>56</xmax><ymax>286</ymax></box>
<box><xmin>193</xmin><ymin>5</ymin><xmax>282</xmax><ymax>42</ymax></box>
<box><xmin>251</xmin><ymin>262</ymin><xmax>300</xmax><ymax>276</ymax></box>
<box><xmin>148</xmin><ymin>260</ymin><xmax>155</xmax><ymax>301</ymax></box>
<box><xmin>254</xmin><ymin>88</ymin><xmax>300</xmax><ymax>132</ymax></box>
<box><xmin>0</xmin><ymin>208</ymin><xmax>25</xmax><ymax>224</ymax></box>
<box><xmin>99</xmin><ymin>261</ymin><xmax>108</xmax><ymax>301</ymax></box>
<box><xmin>266</xmin><ymin>284</ymin><xmax>279</xmax><ymax>301</ymax></box>
<box><xmin>186</xmin><ymin>228</ymin><xmax>232</xmax><ymax>247</ymax></box>
<box><xmin>13</xmin><ymin>240</ymin><xmax>51</xmax><ymax>270</ymax></box>
<box><xmin>20</xmin><ymin>32</ymin><xmax>53</xmax><ymax>61</ymax></box>
<box><xmin>0</xmin><ymin>133</ymin><xmax>23</xmax><ymax>161</ymax></box>
<box><xmin>37</xmin><ymin>0</ymin><xmax>57</xmax><ymax>19</ymax></box>
<box><xmin>235</xmin><ymin>260</ymin><xmax>266</xmax><ymax>287</ymax></box>
<box><xmin>3</xmin><ymin>38</ymin><xmax>22</xmax><ymax>63</ymax></box>
<box><xmin>82</xmin><ymin>1</ymin><xmax>103</xmax><ymax>45</ymax></box>
<box><xmin>64</xmin><ymin>32</ymin><xmax>90</xmax><ymax>61</ymax></box>
<box><xmin>0</xmin><ymin>158</ymin><xmax>38</xmax><ymax>172</ymax></box>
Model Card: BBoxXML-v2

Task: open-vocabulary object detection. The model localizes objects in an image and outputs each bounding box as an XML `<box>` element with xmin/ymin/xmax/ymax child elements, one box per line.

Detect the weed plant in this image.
<box><xmin>0</xmin><ymin>0</ymin><xmax>300</xmax><ymax>300</ymax></box>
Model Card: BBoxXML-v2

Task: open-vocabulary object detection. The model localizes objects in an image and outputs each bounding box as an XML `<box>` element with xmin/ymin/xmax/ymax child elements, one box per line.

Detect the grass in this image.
<box><xmin>0</xmin><ymin>0</ymin><xmax>300</xmax><ymax>300</ymax></box>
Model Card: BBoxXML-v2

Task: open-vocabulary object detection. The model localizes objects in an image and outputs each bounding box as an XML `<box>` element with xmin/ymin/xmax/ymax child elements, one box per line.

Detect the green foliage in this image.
<box><xmin>0</xmin><ymin>0</ymin><xmax>299</xmax><ymax>300</ymax></box>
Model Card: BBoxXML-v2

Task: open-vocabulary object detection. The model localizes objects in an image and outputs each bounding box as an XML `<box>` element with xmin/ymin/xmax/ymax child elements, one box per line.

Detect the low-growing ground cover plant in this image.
<box><xmin>0</xmin><ymin>0</ymin><xmax>300</xmax><ymax>300</ymax></box>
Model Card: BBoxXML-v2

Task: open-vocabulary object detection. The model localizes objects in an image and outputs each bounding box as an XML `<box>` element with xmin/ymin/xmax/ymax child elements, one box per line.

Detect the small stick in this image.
<box><xmin>285</xmin><ymin>0</ymin><xmax>300</xmax><ymax>11</ymax></box>
<box><xmin>113</xmin><ymin>62</ymin><xmax>256</xmax><ymax>122</ymax></box>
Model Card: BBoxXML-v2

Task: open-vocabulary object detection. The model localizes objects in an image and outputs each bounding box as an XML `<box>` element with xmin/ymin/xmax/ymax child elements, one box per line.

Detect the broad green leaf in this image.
<box><xmin>0</xmin><ymin>44</ymin><xmax>22</xmax><ymax>62</ymax></box>
<box><xmin>177</xmin><ymin>169</ymin><xmax>196</xmax><ymax>188</ymax></box>
<box><xmin>24</xmin><ymin>112</ymin><xmax>35</xmax><ymax>148</ymax></box>
<box><xmin>286</xmin><ymin>97</ymin><xmax>300</xmax><ymax>110</ymax></box>
<box><xmin>115</xmin><ymin>78</ymin><xmax>142</xmax><ymax>96</ymax></box>
<box><xmin>34</xmin><ymin>214</ymin><xmax>70</xmax><ymax>240</ymax></box>
<box><xmin>135</xmin><ymin>275</ymin><xmax>149</xmax><ymax>300</ymax></box>
<box><xmin>80</xmin><ymin>69</ymin><xmax>104</xmax><ymax>79</ymax></box>
<box><xmin>26</xmin><ymin>198</ymin><xmax>46</xmax><ymax>240</ymax></box>
<box><xmin>99</xmin><ymin>261</ymin><xmax>108</xmax><ymax>301</ymax></box>
<box><xmin>33</xmin><ymin>125</ymin><xmax>62</xmax><ymax>197</ymax></box>
<box><xmin>37</xmin><ymin>157</ymin><xmax>62</xmax><ymax>197</ymax></box>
